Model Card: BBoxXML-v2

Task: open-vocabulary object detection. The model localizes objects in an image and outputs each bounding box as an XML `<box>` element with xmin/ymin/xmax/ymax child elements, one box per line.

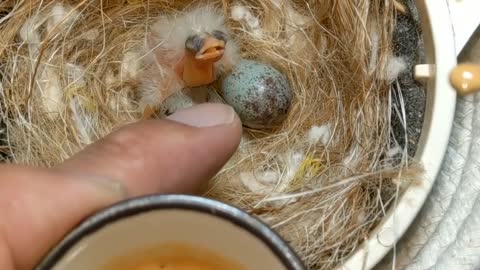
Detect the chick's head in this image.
<box><xmin>149</xmin><ymin>5</ymin><xmax>240</xmax><ymax>70</ymax></box>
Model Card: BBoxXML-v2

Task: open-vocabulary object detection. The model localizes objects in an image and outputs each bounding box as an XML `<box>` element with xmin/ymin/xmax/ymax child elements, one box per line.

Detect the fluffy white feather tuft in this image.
<box><xmin>240</xmin><ymin>172</ymin><xmax>275</xmax><ymax>194</ymax></box>
<box><xmin>121</xmin><ymin>51</ymin><xmax>141</xmax><ymax>80</ymax></box>
<box><xmin>19</xmin><ymin>15</ymin><xmax>43</xmax><ymax>57</ymax></box>
<box><xmin>47</xmin><ymin>3</ymin><xmax>80</xmax><ymax>33</ymax></box>
<box><xmin>240</xmin><ymin>169</ymin><xmax>299</xmax><ymax>207</ymax></box>
<box><xmin>252</xmin><ymin>29</ymin><xmax>264</xmax><ymax>38</ymax></box>
<box><xmin>108</xmin><ymin>89</ymin><xmax>134</xmax><ymax>112</ymax></box>
<box><xmin>386</xmin><ymin>144</ymin><xmax>403</xmax><ymax>158</ymax></box>
<box><xmin>343</xmin><ymin>144</ymin><xmax>362</xmax><ymax>170</ymax></box>
<box><xmin>281</xmin><ymin>152</ymin><xmax>304</xmax><ymax>190</ymax></box>
<box><xmin>38</xmin><ymin>68</ymin><xmax>64</xmax><ymax>117</ymax></box>
<box><xmin>231</xmin><ymin>5</ymin><xmax>248</xmax><ymax>21</ymax></box>
<box><xmin>19</xmin><ymin>15</ymin><xmax>42</xmax><ymax>44</ymax></box>
<box><xmin>308</xmin><ymin>124</ymin><xmax>331</xmax><ymax>145</ymax></box>
<box><xmin>382</xmin><ymin>56</ymin><xmax>407</xmax><ymax>82</ymax></box>
<box><xmin>240</xmin><ymin>151</ymin><xmax>304</xmax><ymax>195</ymax></box>
<box><xmin>266</xmin><ymin>0</ymin><xmax>311</xmax><ymax>48</ymax></box>
<box><xmin>368</xmin><ymin>29</ymin><xmax>380</xmax><ymax>74</ymax></box>
<box><xmin>245</xmin><ymin>15</ymin><xmax>260</xmax><ymax>28</ymax></box>
<box><xmin>230</xmin><ymin>4</ymin><xmax>263</xmax><ymax>38</ymax></box>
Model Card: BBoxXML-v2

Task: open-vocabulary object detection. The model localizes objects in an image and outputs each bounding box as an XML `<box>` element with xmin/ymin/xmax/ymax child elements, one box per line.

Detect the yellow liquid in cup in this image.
<box><xmin>102</xmin><ymin>243</ymin><xmax>246</xmax><ymax>270</ymax></box>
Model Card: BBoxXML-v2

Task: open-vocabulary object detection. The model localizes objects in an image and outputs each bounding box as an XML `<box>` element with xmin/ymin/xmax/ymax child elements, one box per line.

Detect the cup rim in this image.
<box><xmin>35</xmin><ymin>194</ymin><xmax>306</xmax><ymax>270</ymax></box>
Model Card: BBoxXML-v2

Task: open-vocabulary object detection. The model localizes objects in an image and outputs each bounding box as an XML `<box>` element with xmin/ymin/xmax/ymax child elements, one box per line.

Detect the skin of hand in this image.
<box><xmin>0</xmin><ymin>103</ymin><xmax>242</xmax><ymax>270</ymax></box>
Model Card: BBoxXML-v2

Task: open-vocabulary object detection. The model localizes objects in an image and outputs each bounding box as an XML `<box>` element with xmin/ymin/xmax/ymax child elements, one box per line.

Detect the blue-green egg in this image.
<box><xmin>222</xmin><ymin>60</ymin><xmax>292</xmax><ymax>128</ymax></box>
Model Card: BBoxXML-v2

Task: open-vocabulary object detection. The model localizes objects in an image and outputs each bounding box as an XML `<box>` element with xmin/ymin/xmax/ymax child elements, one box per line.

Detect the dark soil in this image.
<box><xmin>390</xmin><ymin>0</ymin><xmax>426</xmax><ymax>158</ymax></box>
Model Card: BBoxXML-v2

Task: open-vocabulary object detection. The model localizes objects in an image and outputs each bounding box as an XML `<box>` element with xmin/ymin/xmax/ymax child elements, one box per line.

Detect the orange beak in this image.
<box><xmin>180</xmin><ymin>34</ymin><xmax>226</xmax><ymax>88</ymax></box>
<box><xmin>194</xmin><ymin>36</ymin><xmax>225</xmax><ymax>62</ymax></box>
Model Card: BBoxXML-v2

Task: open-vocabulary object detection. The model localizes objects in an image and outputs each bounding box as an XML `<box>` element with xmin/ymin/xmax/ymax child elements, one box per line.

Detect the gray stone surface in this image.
<box><xmin>390</xmin><ymin>1</ymin><xmax>426</xmax><ymax>158</ymax></box>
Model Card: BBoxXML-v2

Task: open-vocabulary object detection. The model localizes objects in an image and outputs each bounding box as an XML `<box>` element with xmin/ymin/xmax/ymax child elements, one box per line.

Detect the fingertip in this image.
<box><xmin>59</xmin><ymin>104</ymin><xmax>243</xmax><ymax>197</ymax></box>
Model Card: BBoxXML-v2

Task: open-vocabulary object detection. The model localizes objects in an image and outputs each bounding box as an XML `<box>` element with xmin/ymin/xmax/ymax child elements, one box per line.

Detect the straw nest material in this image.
<box><xmin>0</xmin><ymin>0</ymin><xmax>423</xmax><ymax>268</ymax></box>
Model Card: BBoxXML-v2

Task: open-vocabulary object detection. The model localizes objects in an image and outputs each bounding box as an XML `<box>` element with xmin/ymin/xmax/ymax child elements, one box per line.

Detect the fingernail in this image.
<box><xmin>166</xmin><ymin>103</ymin><xmax>236</xmax><ymax>127</ymax></box>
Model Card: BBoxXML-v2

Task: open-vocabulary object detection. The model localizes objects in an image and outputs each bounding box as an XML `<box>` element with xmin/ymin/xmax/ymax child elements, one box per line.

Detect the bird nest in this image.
<box><xmin>0</xmin><ymin>0</ymin><xmax>424</xmax><ymax>269</ymax></box>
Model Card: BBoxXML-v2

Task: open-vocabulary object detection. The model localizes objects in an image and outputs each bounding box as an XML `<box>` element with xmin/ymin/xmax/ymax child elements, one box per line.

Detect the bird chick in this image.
<box><xmin>139</xmin><ymin>5</ymin><xmax>240</xmax><ymax>118</ymax></box>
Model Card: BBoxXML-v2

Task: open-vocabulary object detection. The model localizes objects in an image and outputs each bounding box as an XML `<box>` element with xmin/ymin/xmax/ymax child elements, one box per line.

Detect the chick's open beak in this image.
<box><xmin>195</xmin><ymin>36</ymin><xmax>225</xmax><ymax>61</ymax></box>
<box><xmin>180</xmin><ymin>33</ymin><xmax>227</xmax><ymax>87</ymax></box>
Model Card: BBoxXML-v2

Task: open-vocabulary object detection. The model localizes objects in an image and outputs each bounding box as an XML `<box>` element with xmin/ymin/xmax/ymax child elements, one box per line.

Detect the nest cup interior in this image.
<box><xmin>0</xmin><ymin>0</ymin><xmax>436</xmax><ymax>269</ymax></box>
<box><xmin>35</xmin><ymin>195</ymin><xmax>304</xmax><ymax>270</ymax></box>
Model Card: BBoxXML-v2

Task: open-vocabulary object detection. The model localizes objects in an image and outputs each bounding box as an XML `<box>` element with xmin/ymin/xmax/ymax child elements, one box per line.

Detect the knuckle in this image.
<box><xmin>99</xmin><ymin>128</ymin><xmax>146</xmax><ymax>162</ymax></box>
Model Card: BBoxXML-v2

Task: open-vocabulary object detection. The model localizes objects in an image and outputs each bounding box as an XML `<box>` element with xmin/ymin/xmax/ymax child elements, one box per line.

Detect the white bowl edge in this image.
<box><xmin>339</xmin><ymin>0</ymin><xmax>458</xmax><ymax>269</ymax></box>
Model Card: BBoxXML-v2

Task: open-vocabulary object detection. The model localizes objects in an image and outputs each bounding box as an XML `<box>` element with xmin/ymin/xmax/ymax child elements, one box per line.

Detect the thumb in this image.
<box><xmin>58</xmin><ymin>103</ymin><xmax>242</xmax><ymax>196</ymax></box>
<box><xmin>0</xmin><ymin>103</ymin><xmax>242</xmax><ymax>270</ymax></box>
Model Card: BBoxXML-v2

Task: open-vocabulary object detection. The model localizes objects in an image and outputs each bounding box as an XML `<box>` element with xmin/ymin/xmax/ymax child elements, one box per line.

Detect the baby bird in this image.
<box><xmin>139</xmin><ymin>5</ymin><xmax>240</xmax><ymax>118</ymax></box>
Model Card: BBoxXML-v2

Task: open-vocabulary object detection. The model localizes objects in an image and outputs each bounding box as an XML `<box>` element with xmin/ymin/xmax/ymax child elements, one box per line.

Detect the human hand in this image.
<box><xmin>0</xmin><ymin>104</ymin><xmax>242</xmax><ymax>270</ymax></box>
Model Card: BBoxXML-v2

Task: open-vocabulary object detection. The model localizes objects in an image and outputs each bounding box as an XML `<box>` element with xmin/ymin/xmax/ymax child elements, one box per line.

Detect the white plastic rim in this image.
<box><xmin>340</xmin><ymin>0</ymin><xmax>457</xmax><ymax>269</ymax></box>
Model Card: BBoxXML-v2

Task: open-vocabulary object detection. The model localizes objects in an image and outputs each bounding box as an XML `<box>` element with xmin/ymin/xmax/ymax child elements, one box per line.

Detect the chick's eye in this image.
<box><xmin>185</xmin><ymin>35</ymin><xmax>204</xmax><ymax>52</ymax></box>
<box><xmin>212</xmin><ymin>30</ymin><xmax>228</xmax><ymax>43</ymax></box>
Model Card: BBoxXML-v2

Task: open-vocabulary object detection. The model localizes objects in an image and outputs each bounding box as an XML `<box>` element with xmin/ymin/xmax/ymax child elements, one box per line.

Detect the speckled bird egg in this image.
<box><xmin>222</xmin><ymin>60</ymin><xmax>292</xmax><ymax>128</ymax></box>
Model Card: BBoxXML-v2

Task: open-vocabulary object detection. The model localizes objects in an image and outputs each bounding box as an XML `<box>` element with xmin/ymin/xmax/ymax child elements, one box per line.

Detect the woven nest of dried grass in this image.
<box><xmin>0</xmin><ymin>0</ymin><xmax>422</xmax><ymax>268</ymax></box>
